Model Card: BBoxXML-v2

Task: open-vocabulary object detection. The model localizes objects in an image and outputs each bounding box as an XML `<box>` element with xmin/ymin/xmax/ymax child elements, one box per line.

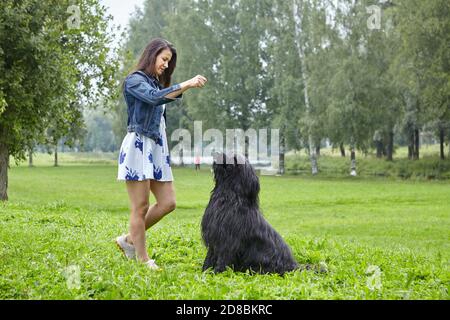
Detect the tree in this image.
<box><xmin>0</xmin><ymin>0</ymin><xmax>119</xmax><ymax>200</ymax></box>
<box><xmin>319</xmin><ymin>0</ymin><xmax>382</xmax><ymax>175</ymax></box>
<box><xmin>292</xmin><ymin>0</ymin><xmax>322</xmax><ymax>175</ymax></box>
<box><xmin>83</xmin><ymin>106</ymin><xmax>117</xmax><ymax>152</ymax></box>
<box><xmin>165</xmin><ymin>0</ymin><xmax>275</xmax><ymax>159</ymax></box>
<box><xmin>392</xmin><ymin>0</ymin><xmax>450</xmax><ymax>160</ymax></box>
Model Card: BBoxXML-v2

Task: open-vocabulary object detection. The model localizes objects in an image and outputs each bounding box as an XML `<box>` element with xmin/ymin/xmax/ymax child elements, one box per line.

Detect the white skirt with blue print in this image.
<box><xmin>117</xmin><ymin>111</ymin><xmax>173</xmax><ymax>182</ymax></box>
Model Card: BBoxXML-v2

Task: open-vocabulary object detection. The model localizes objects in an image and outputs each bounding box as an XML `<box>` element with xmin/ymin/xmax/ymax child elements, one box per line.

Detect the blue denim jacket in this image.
<box><xmin>123</xmin><ymin>70</ymin><xmax>182</xmax><ymax>141</ymax></box>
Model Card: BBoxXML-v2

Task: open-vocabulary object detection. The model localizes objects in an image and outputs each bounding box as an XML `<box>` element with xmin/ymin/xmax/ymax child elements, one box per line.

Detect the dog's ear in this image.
<box><xmin>231</xmin><ymin>158</ymin><xmax>260</xmax><ymax>199</ymax></box>
<box><xmin>244</xmin><ymin>163</ymin><xmax>260</xmax><ymax>198</ymax></box>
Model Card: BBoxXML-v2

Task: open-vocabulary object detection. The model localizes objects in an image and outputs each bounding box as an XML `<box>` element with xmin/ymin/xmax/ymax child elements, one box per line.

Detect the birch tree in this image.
<box><xmin>292</xmin><ymin>0</ymin><xmax>318</xmax><ymax>175</ymax></box>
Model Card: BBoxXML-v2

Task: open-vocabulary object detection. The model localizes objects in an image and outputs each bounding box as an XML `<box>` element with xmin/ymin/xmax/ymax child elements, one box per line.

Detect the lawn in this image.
<box><xmin>0</xmin><ymin>155</ymin><xmax>449</xmax><ymax>299</ymax></box>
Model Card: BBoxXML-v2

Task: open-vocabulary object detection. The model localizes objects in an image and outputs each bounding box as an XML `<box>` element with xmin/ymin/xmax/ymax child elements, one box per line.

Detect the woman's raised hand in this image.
<box><xmin>176</xmin><ymin>75</ymin><xmax>208</xmax><ymax>97</ymax></box>
<box><xmin>189</xmin><ymin>75</ymin><xmax>208</xmax><ymax>88</ymax></box>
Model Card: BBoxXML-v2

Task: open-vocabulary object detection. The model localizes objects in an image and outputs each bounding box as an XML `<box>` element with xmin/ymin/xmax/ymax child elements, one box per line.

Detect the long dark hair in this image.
<box><xmin>128</xmin><ymin>38</ymin><xmax>177</xmax><ymax>88</ymax></box>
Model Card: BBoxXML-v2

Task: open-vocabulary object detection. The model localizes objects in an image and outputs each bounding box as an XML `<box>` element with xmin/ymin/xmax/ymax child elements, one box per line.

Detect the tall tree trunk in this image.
<box><xmin>340</xmin><ymin>143</ymin><xmax>346</xmax><ymax>157</ymax></box>
<box><xmin>28</xmin><ymin>147</ymin><xmax>33</xmax><ymax>167</ymax></box>
<box><xmin>316</xmin><ymin>145</ymin><xmax>320</xmax><ymax>157</ymax></box>
<box><xmin>54</xmin><ymin>145</ymin><xmax>58</xmax><ymax>167</ymax></box>
<box><xmin>439</xmin><ymin>128</ymin><xmax>445</xmax><ymax>160</ymax></box>
<box><xmin>408</xmin><ymin>129</ymin><xmax>414</xmax><ymax>160</ymax></box>
<box><xmin>386</xmin><ymin>130</ymin><xmax>394</xmax><ymax>161</ymax></box>
<box><xmin>373</xmin><ymin>130</ymin><xmax>383</xmax><ymax>158</ymax></box>
<box><xmin>309</xmin><ymin>137</ymin><xmax>318</xmax><ymax>175</ymax></box>
<box><xmin>350</xmin><ymin>141</ymin><xmax>357</xmax><ymax>176</ymax></box>
<box><xmin>376</xmin><ymin>141</ymin><xmax>383</xmax><ymax>158</ymax></box>
<box><xmin>414</xmin><ymin>128</ymin><xmax>420</xmax><ymax>160</ymax></box>
<box><xmin>0</xmin><ymin>142</ymin><xmax>8</xmax><ymax>201</ymax></box>
<box><xmin>279</xmin><ymin>135</ymin><xmax>285</xmax><ymax>175</ymax></box>
<box><xmin>293</xmin><ymin>0</ymin><xmax>318</xmax><ymax>175</ymax></box>
<box><xmin>382</xmin><ymin>145</ymin><xmax>387</xmax><ymax>157</ymax></box>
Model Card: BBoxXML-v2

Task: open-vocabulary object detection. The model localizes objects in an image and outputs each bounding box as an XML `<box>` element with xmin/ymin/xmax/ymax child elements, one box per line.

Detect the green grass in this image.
<box><xmin>0</xmin><ymin>155</ymin><xmax>449</xmax><ymax>299</ymax></box>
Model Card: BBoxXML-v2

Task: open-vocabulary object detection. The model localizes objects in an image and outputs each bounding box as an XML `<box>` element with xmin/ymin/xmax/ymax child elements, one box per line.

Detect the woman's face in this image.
<box><xmin>155</xmin><ymin>48</ymin><xmax>172</xmax><ymax>77</ymax></box>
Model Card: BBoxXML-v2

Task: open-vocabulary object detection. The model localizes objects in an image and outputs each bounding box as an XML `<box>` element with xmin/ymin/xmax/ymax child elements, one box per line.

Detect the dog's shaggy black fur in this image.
<box><xmin>201</xmin><ymin>153</ymin><xmax>299</xmax><ymax>275</ymax></box>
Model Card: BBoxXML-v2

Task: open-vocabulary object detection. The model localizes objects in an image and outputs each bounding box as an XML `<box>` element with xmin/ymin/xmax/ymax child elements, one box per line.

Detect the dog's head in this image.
<box><xmin>211</xmin><ymin>152</ymin><xmax>260</xmax><ymax>199</ymax></box>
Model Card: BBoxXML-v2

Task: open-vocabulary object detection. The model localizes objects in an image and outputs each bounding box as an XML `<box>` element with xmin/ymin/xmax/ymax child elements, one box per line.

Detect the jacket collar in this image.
<box><xmin>135</xmin><ymin>70</ymin><xmax>161</xmax><ymax>87</ymax></box>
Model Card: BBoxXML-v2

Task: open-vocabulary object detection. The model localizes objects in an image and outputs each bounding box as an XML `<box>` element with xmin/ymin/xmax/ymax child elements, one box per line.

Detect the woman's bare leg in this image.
<box><xmin>125</xmin><ymin>181</ymin><xmax>175</xmax><ymax>244</ymax></box>
<box><xmin>126</xmin><ymin>180</ymin><xmax>150</xmax><ymax>262</ymax></box>
<box><xmin>145</xmin><ymin>181</ymin><xmax>176</xmax><ymax>228</ymax></box>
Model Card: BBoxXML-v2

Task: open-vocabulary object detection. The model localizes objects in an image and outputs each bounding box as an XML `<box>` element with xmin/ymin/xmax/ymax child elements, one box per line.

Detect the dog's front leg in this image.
<box><xmin>202</xmin><ymin>249</ymin><xmax>215</xmax><ymax>271</ymax></box>
<box><xmin>214</xmin><ymin>255</ymin><xmax>232</xmax><ymax>273</ymax></box>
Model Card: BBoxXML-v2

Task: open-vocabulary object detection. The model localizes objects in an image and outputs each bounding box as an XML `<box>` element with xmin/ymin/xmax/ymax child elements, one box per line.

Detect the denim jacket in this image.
<box><xmin>123</xmin><ymin>70</ymin><xmax>182</xmax><ymax>141</ymax></box>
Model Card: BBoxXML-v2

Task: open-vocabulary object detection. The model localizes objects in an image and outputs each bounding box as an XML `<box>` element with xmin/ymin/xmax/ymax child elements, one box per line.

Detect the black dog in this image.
<box><xmin>201</xmin><ymin>152</ymin><xmax>299</xmax><ymax>275</ymax></box>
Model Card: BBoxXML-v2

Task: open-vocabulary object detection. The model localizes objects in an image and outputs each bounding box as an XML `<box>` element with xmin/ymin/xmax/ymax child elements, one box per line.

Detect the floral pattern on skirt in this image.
<box><xmin>117</xmin><ymin>115</ymin><xmax>173</xmax><ymax>182</ymax></box>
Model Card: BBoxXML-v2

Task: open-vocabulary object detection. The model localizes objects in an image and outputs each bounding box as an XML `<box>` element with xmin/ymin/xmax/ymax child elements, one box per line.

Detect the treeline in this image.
<box><xmin>1</xmin><ymin>1</ymin><xmax>449</xmax><ymax>200</ymax></box>
<box><xmin>112</xmin><ymin>0</ymin><xmax>449</xmax><ymax>175</ymax></box>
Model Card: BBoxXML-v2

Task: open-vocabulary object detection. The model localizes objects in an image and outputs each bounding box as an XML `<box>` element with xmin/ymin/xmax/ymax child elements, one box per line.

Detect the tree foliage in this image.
<box><xmin>0</xmin><ymin>0</ymin><xmax>119</xmax><ymax>199</ymax></box>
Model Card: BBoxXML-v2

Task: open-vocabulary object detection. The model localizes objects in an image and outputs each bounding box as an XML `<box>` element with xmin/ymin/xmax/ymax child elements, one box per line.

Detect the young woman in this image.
<box><xmin>116</xmin><ymin>38</ymin><xmax>207</xmax><ymax>269</ymax></box>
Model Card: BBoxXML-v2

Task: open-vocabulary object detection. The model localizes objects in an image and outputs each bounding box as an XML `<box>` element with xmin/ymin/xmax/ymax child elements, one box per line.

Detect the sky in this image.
<box><xmin>100</xmin><ymin>0</ymin><xmax>145</xmax><ymax>47</ymax></box>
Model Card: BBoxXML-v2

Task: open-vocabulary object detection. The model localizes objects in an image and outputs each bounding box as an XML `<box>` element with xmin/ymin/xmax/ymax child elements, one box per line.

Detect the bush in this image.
<box><xmin>285</xmin><ymin>153</ymin><xmax>450</xmax><ymax>181</ymax></box>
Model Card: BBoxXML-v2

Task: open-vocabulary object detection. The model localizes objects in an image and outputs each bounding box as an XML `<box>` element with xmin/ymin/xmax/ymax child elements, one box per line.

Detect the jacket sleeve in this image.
<box><xmin>125</xmin><ymin>73</ymin><xmax>182</xmax><ymax>106</ymax></box>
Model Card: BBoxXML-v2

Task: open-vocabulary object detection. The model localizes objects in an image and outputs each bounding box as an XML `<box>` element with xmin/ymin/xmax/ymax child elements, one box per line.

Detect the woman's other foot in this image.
<box><xmin>115</xmin><ymin>234</ymin><xmax>136</xmax><ymax>260</ymax></box>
